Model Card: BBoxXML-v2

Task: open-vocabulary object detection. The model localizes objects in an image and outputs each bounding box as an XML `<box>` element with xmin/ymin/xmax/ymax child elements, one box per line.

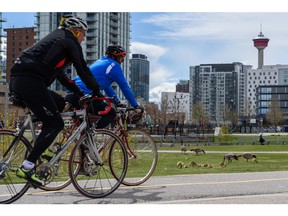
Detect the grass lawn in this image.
<box><xmin>152</xmin><ymin>143</ymin><xmax>288</xmax><ymax>177</ymax></box>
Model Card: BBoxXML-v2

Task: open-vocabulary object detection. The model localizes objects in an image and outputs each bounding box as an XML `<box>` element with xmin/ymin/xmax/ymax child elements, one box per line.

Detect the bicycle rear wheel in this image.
<box><xmin>69</xmin><ymin>129</ymin><xmax>128</xmax><ymax>198</ymax></box>
<box><xmin>37</xmin><ymin>129</ymin><xmax>79</xmax><ymax>191</ymax></box>
<box><xmin>118</xmin><ymin>129</ymin><xmax>158</xmax><ymax>186</ymax></box>
<box><xmin>0</xmin><ymin>130</ymin><xmax>32</xmax><ymax>204</ymax></box>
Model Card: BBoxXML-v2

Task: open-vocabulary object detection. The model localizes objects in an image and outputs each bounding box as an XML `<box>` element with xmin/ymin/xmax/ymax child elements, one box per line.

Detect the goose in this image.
<box><xmin>177</xmin><ymin>161</ymin><xmax>184</xmax><ymax>169</ymax></box>
<box><xmin>190</xmin><ymin>148</ymin><xmax>205</xmax><ymax>155</ymax></box>
<box><xmin>180</xmin><ymin>145</ymin><xmax>187</xmax><ymax>154</ymax></box>
<box><xmin>223</xmin><ymin>153</ymin><xmax>239</xmax><ymax>162</ymax></box>
<box><xmin>238</xmin><ymin>153</ymin><xmax>257</xmax><ymax>162</ymax></box>
<box><xmin>219</xmin><ymin>161</ymin><xmax>226</xmax><ymax>167</ymax></box>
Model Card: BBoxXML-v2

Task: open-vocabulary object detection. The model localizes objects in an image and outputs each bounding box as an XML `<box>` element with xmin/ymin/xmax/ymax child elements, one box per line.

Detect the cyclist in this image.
<box><xmin>65</xmin><ymin>45</ymin><xmax>144</xmax><ymax>129</ymax></box>
<box><xmin>9</xmin><ymin>15</ymin><xmax>101</xmax><ymax>186</ymax></box>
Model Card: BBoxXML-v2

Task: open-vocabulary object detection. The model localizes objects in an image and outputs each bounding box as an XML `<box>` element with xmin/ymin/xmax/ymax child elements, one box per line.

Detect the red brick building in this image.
<box><xmin>4</xmin><ymin>27</ymin><xmax>35</xmax><ymax>81</ymax></box>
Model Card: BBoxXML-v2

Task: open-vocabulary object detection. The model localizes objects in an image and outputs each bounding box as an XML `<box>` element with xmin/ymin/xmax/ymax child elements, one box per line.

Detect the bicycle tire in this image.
<box><xmin>0</xmin><ymin>130</ymin><xmax>32</xmax><ymax>204</ymax></box>
<box><xmin>68</xmin><ymin>129</ymin><xmax>128</xmax><ymax>198</ymax></box>
<box><xmin>118</xmin><ymin>129</ymin><xmax>158</xmax><ymax>186</ymax></box>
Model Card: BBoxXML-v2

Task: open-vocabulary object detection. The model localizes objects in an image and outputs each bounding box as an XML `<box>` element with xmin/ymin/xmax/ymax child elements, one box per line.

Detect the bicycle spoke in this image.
<box><xmin>119</xmin><ymin>129</ymin><xmax>158</xmax><ymax>186</ymax></box>
<box><xmin>69</xmin><ymin>129</ymin><xmax>128</xmax><ymax>198</ymax></box>
<box><xmin>0</xmin><ymin>130</ymin><xmax>32</xmax><ymax>204</ymax></box>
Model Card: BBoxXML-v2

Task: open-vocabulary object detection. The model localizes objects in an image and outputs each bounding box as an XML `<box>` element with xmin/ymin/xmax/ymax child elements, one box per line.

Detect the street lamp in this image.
<box><xmin>174</xmin><ymin>93</ymin><xmax>183</xmax><ymax>137</ymax></box>
<box><xmin>260</xmin><ymin>117</ymin><xmax>263</xmax><ymax>132</ymax></box>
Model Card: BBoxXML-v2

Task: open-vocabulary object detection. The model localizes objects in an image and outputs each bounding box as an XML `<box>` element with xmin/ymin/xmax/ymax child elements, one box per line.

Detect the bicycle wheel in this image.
<box><xmin>69</xmin><ymin>129</ymin><xmax>128</xmax><ymax>198</ymax></box>
<box><xmin>0</xmin><ymin>130</ymin><xmax>32</xmax><ymax>204</ymax></box>
<box><xmin>37</xmin><ymin>129</ymin><xmax>79</xmax><ymax>191</ymax></box>
<box><xmin>118</xmin><ymin>129</ymin><xmax>158</xmax><ymax>186</ymax></box>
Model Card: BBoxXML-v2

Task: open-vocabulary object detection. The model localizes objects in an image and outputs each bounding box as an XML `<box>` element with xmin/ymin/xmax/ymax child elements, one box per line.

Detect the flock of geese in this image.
<box><xmin>179</xmin><ymin>145</ymin><xmax>258</xmax><ymax>168</ymax></box>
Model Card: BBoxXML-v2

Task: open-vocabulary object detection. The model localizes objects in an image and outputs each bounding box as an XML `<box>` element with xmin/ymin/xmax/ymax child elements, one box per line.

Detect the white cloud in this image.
<box><xmin>149</xmin><ymin>83</ymin><xmax>175</xmax><ymax>103</ymax></box>
<box><xmin>131</xmin><ymin>42</ymin><xmax>176</xmax><ymax>103</ymax></box>
<box><xmin>130</xmin><ymin>42</ymin><xmax>167</xmax><ymax>61</ymax></box>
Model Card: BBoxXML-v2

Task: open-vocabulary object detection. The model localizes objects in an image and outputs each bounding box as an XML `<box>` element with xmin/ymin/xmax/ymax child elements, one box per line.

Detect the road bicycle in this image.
<box><xmin>61</xmin><ymin>99</ymin><xmax>158</xmax><ymax>187</ymax></box>
<box><xmin>108</xmin><ymin>106</ymin><xmax>158</xmax><ymax>186</ymax></box>
<box><xmin>0</xmin><ymin>94</ymin><xmax>128</xmax><ymax>204</ymax></box>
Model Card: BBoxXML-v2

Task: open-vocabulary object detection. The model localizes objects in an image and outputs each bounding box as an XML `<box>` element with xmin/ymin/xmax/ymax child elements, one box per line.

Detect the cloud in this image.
<box><xmin>149</xmin><ymin>83</ymin><xmax>175</xmax><ymax>103</ymax></box>
<box><xmin>131</xmin><ymin>42</ymin><xmax>176</xmax><ymax>103</ymax></box>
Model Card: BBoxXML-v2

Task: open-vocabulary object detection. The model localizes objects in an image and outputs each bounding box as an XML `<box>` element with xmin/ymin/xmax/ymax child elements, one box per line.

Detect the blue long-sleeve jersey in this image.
<box><xmin>73</xmin><ymin>56</ymin><xmax>139</xmax><ymax>107</ymax></box>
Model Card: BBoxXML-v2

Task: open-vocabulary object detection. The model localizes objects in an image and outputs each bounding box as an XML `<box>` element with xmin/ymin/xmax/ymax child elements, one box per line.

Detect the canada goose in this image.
<box><xmin>190</xmin><ymin>148</ymin><xmax>206</xmax><ymax>155</ymax></box>
<box><xmin>223</xmin><ymin>153</ymin><xmax>239</xmax><ymax>162</ymax></box>
<box><xmin>219</xmin><ymin>161</ymin><xmax>226</xmax><ymax>167</ymax></box>
<box><xmin>180</xmin><ymin>145</ymin><xmax>187</xmax><ymax>154</ymax></box>
<box><xmin>238</xmin><ymin>153</ymin><xmax>257</xmax><ymax>162</ymax></box>
<box><xmin>177</xmin><ymin>161</ymin><xmax>184</xmax><ymax>169</ymax></box>
<box><xmin>190</xmin><ymin>161</ymin><xmax>199</xmax><ymax>167</ymax></box>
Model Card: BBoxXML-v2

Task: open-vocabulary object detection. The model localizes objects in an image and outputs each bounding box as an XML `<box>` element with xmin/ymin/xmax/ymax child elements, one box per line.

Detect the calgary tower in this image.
<box><xmin>253</xmin><ymin>29</ymin><xmax>269</xmax><ymax>69</ymax></box>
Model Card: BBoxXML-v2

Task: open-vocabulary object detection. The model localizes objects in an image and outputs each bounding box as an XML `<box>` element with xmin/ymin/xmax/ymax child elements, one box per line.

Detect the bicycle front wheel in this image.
<box><xmin>69</xmin><ymin>129</ymin><xmax>128</xmax><ymax>198</ymax></box>
<box><xmin>0</xmin><ymin>130</ymin><xmax>32</xmax><ymax>204</ymax></box>
<box><xmin>118</xmin><ymin>129</ymin><xmax>158</xmax><ymax>186</ymax></box>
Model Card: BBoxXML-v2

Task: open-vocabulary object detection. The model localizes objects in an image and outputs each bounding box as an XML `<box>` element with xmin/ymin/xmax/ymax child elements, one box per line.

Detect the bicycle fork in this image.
<box><xmin>85</xmin><ymin>129</ymin><xmax>104</xmax><ymax>165</ymax></box>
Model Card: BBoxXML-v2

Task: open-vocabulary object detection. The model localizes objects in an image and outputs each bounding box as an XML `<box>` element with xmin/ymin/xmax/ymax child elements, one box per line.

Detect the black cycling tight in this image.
<box><xmin>10</xmin><ymin>76</ymin><xmax>64</xmax><ymax>163</ymax></box>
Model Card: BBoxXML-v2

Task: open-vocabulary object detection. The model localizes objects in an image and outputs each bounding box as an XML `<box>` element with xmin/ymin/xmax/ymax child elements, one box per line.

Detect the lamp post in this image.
<box><xmin>260</xmin><ymin>117</ymin><xmax>263</xmax><ymax>132</ymax></box>
<box><xmin>174</xmin><ymin>93</ymin><xmax>183</xmax><ymax>137</ymax></box>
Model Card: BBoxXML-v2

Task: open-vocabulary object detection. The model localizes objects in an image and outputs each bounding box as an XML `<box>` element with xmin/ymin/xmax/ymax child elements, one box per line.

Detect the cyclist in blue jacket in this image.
<box><xmin>65</xmin><ymin>45</ymin><xmax>144</xmax><ymax>129</ymax></box>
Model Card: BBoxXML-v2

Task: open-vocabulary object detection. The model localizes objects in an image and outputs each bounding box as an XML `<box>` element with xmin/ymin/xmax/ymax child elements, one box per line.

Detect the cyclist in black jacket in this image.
<box><xmin>9</xmin><ymin>15</ymin><xmax>101</xmax><ymax>186</ymax></box>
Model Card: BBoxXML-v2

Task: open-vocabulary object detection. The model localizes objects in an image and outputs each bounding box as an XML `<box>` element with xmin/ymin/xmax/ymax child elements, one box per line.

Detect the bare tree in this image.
<box><xmin>225</xmin><ymin>104</ymin><xmax>239</xmax><ymax>129</ymax></box>
<box><xmin>145</xmin><ymin>102</ymin><xmax>159</xmax><ymax>125</ymax></box>
<box><xmin>192</xmin><ymin>101</ymin><xmax>208</xmax><ymax>127</ymax></box>
<box><xmin>160</xmin><ymin>96</ymin><xmax>170</xmax><ymax>127</ymax></box>
<box><xmin>266</xmin><ymin>98</ymin><xmax>284</xmax><ymax>128</ymax></box>
<box><xmin>244</xmin><ymin>99</ymin><xmax>255</xmax><ymax>118</ymax></box>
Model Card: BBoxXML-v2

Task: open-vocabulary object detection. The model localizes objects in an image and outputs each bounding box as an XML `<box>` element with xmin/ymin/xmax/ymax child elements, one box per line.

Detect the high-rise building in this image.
<box><xmin>176</xmin><ymin>80</ymin><xmax>189</xmax><ymax>93</ymax></box>
<box><xmin>35</xmin><ymin>12</ymin><xmax>131</xmax><ymax>97</ymax></box>
<box><xmin>4</xmin><ymin>27</ymin><xmax>36</xmax><ymax>82</ymax></box>
<box><xmin>0</xmin><ymin>37</ymin><xmax>7</xmax><ymax>83</ymax></box>
<box><xmin>130</xmin><ymin>54</ymin><xmax>150</xmax><ymax>103</ymax></box>
<box><xmin>0</xmin><ymin>12</ymin><xmax>6</xmax><ymax>83</ymax></box>
<box><xmin>189</xmin><ymin>63</ymin><xmax>246</xmax><ymax>125</ymax></box>
<box><xmin>247</xmin><ymin>64</ymin><xmax>288</xmax><ymax>116</ymax></box>
<box><xmin>256</xmin><ymin>85</ymin><xmax>288</xmax><ymax>124</ymax></box>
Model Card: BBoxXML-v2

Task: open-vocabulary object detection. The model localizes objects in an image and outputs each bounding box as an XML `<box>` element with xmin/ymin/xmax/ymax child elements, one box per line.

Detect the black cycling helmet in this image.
<box><xmin>59</xmin><ymin>15</ymin><xmax>88</xmax><ymax>31</ymax></box>
<box><xmin>105</xmin><ymin>45</ymin><xmax>126</xmax><ymax>58</ymax></box>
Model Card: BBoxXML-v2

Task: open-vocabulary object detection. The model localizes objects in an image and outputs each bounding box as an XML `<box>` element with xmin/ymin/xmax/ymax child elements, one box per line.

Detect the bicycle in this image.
<box><xmin>0</xmin><ymin>94</ymin><xmax>128</xmax><ymax>204</ymax></box>
<box><xmin>108</xmin><ymin>106</ymin><xmax>158</xmax><ymax>186</ymax></box>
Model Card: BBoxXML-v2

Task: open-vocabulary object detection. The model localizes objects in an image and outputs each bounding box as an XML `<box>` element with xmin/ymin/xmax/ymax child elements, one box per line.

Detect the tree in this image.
<box><xmin>145</xmin><ymin>102</ymin><xmax>159</xmax><ymax>125</ymax></box>
<box><xmin>225</xmin><ymin>104</ymin><xmax>239</xmax><ymax>129</ymax></box>
<box><xmin>266</xmin><ymin>98</ymin><xmax>284</xmax><ymax>128</ymax></box>
<box><xmin>192</xmin><ymin>101</ymin><xmax>208</xmax><ymax>128</ymax></box>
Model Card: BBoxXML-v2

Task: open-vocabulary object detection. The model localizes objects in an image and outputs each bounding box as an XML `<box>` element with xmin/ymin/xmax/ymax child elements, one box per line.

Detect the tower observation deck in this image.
<box><xmin>253</xmin><ymin>31</ymin><xmax>269</xmax><ymax>69</ymax></box>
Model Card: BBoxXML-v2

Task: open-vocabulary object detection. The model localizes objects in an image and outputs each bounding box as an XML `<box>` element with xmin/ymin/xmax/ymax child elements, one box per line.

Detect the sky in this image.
<box><xmin>2</xmin><ymin>2</ymin><xmax>288</xmax><ymax>104</ymax></box>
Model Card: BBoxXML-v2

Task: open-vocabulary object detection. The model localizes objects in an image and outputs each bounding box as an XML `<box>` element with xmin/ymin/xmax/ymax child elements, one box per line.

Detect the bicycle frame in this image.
<box><xmin>47</xmin><ymin>109</ymin><xmax>104</xmax><ymax>167</ymax></box>
<box><xmin>113</xmin><ymin>108</ymin><xmax>139</xmax><ymax>157</ymax></box>
<box><xmin>44</xmin><ymin>96</ymin><xmax>113</xmax><ymax>169</ymax></box>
